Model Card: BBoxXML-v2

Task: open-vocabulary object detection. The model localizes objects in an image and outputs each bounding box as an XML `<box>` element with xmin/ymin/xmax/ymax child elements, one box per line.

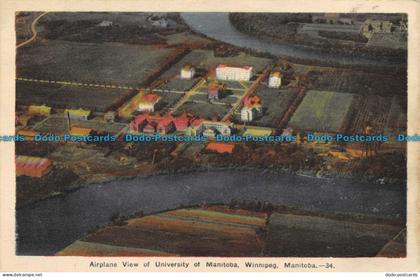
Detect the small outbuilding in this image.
<box><xmin>268</xmin><ymin>70</ymin><xmax>282</xmax><ymax>88</ymax></box>
<box><xmin>64</xmin><ymin>109</ymin><xmax>91</xmax><ymax>121</ymax></box>
<box><xmin>138</xmin><ymin>93</ymin><xmax>162</xmax><ymax>113</ymax></box>
<box><xmin>180</xmin><ymin>64</ymin><xmax>195</xmax><ymax>80</ymax></box>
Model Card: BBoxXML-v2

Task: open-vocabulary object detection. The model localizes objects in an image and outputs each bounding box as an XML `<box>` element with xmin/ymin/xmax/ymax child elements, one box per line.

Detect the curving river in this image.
<box><xmin>180</xmin><ymin>13</ymin><xmax>404</xmax><ymax>66</ymax></box>
<box><xmin>16</xmin><ymin>170</ymin><xmax>405</xmax><ymax>255</ymax></box>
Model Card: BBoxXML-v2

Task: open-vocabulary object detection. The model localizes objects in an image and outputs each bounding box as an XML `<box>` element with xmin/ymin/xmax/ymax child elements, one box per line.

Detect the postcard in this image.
<box><xmin>0</xmin><ymin>0</ymin><xmax>419</xmax><ymax>273</ymax></box>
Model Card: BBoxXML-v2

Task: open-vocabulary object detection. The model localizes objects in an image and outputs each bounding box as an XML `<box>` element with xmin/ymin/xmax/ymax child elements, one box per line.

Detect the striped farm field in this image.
<box><xmin>288</xmin><ymin>90</ymin><xmax>356</xmax><ymax>133</ymax></box>
<box><xmin>58</xmin><ymin>205</ymin><xmax>268</xmax><ymax>256</ymax></box>
<box><xmin>56</xmin><ymin>205</ymin><xmax>404</xmax><ymax>257</ymax></box>
<box><xmin>158</xmin><ymin>208</ymin><xmax>267</xmax><ymax>227</ymax></box>
<box><xmin>56</xmin><ymin>240</ymin><xmax>175</xmax><ymax>257</ymax></box>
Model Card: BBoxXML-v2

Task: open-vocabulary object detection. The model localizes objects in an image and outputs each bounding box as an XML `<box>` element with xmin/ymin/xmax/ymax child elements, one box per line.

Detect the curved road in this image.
<box><xmin>16</xmin><ymin>12</ymin><xmax>48</xmax><ymax>49</ymax></box>
<box><xmin>181</xmin><ymin>13</ymin><xmax>403</xmax><ymax>66</ymax></box>
<box><xmin>16</xmin><ymin>170</ymin><xmax>405</xmax><ymax>255</ymax></box>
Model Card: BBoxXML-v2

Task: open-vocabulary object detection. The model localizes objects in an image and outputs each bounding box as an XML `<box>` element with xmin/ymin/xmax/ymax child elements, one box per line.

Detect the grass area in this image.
<box><xmin>288</xmin><ymin>90</ymin><xmax>355</xmax><ymax>132</ymax></box>
<box><xmin>17</xmin><ymin>40</ymin><xmax>173</xmax><ymax>86</ymax></box>
<box><xmin>59</xmin><ymin>205</ymin><xmax>267</xmax><ymax>257</ymax></box>
<box><xmin>16</xmin><ymin>80</ymin><xmax>130</xmax><ymax>112</ymax></box>
<box><xmin>57</xmin><ymin>205</ymin><xmax>404</xmax><ymax>257</ymax></box>
<box><xmin>172</xmin><ymin>101</ymin><xmax>231</xmax><ymax>120</ymax></box>
<box><xmin>265</xmin><ymin>213</ymin><xmax>403</xmax><ymax>257</ymax></box>
<box><xmin>56</xmin><ymin>240</ymin><xmax>174</xmax><ymax>256</ymax></box>
<box><xmin>252</xmin><ymin>86</ymin><xmax>297</xmax><ymax>127</ymax></box>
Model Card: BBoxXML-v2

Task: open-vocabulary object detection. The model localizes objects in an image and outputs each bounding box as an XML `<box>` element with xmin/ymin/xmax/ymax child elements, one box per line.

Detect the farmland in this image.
<box><xmin>57</xmin><ymin>205</ymin><xmax>405</xmax><ymax>257</ymax></box>
<box><xmin>57</xmin><ymin>206</ymin><xmax>268</xmax><ymax>257</ymax></box>
<box><xmin>349</xmin><ymin>95</ymin><xmax>392</xmax><ymax>134</ymax></box>
<box><xmin>172</xmin><ymin>101</ymin><xmax>232</xmax><ymax>120</ymax></box>
<box><xmin>36</xmin><ymin>12</ymin><xmax>188</xmax><ymax>45</ymax></box>
<box><xmin>16</xmin><ymin>80</ymin><xmax>131</xmax><ymax>112</ymax></box>
<box><xmin>265</xmin><ymin>213</ymin><xmax>403</xmax><ymax>257</ymax></box>
<box><xmin>288</xmin><ymin>90</ymin><xmax>356</xmax><ymax>133</ymax></box>
<box><xmin>17</xmin><ymin>40</ymin><xmax>174</xmax><ymax>86</ymax></box>
<box><xmin>252</xmin><ymin>87</ymin><xmax>298</xmax><ymax>127</ymax></box>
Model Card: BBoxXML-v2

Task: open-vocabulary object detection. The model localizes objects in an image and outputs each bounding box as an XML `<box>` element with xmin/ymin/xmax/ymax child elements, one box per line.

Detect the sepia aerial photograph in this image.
<box><xmin>14</xmin><ymin>12</ymin><xmax>407</xmax><ymax>258</ymax></box>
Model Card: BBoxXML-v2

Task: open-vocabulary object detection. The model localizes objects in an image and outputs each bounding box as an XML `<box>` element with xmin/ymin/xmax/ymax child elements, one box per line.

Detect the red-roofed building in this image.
<box><xmin>138</xmin><ymin>93</ymin><xmax>162</xmax><ymax>113</ymax></box>
<box><xmin>130</xmin><ymin>114</ymin><xmax>184</xmax><ymax>134</ymax></box>
<box><xmin>208</xmin><ymin>81</ymin><xmax>220</xmax><ymax>100</ymax></box>
<box><xmin>157</xmin><ymin>118</ymin><xmax>175</xmax><ymax>134</ymax></box>
<box><xmin>173</xmin><ymin>116</ymin><xmax>190</xmax><ymax>131</ymax></box>
<box><xmin>143</xmin><ymin>123</ymin><xmax>157</xmax><ymax>134</ymax></box>
<box><xmin>241</xmin><ymin>95</ymin><xmax>263</xmax><ymax>122</ymax></box>
<box><xmin>16</xmin><ymin>155</ymin><xmax>52</xmax><ymax>178</ymax></box>
<box><xmin>206</xmin><ymin>142</ymin><xmax>235</xmax><ymax>154</ymax></box>
<box><xmin>130</xmin><ymin>114</ymin><xmax>148</xmax><ymax>132</ymax></box>
<box><xmin>243</xmin><ymin>95</ymin><xmax>261</xmax><ymax>108</ymax></box>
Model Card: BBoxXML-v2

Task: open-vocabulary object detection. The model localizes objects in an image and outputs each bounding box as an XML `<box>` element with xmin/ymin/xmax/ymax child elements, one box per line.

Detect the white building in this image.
<box><xmin>240</xmin><ymin>96</ymin><xmax>262</xmax><ymax>122</ymax></box>
<box><xmin>241</xmin><ymin>107</ymin><xmax>258</xmax><ymax>122</ymax></box>
<box><xmin>215</xmin><ymin>64</ymin><xmax>253</xmax><ymax>81</ymax></box>
<box><xmin>268</xmin><ymin>71</ymin><xmax>282</xmax><ymax>88</ymax></box>
<box><xmin>97</xmin><ymin>20</ymin><xmax>113</xmax><ymax>27</ymax></box>
<box><xmin>138</xmin><ymin>94</ymin><xmax>162</xmax><ymax>113</ymax></box>
<box><xmin>180</xmin><ymin>64</ymin><xmax>195</xmax><ymax>80</ymax></box>
<box><xmin>194</xmin><ymin>121</ymin><xmax>233</xmax><ymax>137</ymax></box>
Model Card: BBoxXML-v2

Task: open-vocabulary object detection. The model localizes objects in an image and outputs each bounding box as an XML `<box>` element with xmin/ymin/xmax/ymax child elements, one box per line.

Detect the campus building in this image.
<box><xmin>240</xmin><ymin>95</ymin><xmax>263</xmax><ymax>122</ymax></box>
<box><xmin>268</xmin><ymin>70</ymin><xmax>282</xmax><ymax>88</ymax></box>
<box><xmin>215</xmin><ymin>64</ymin><xmax>253</xmax><ymax>81</ymax></box>
<box><xmin>180</xmin><ymin>64</ymin><xmax>195</xmax><ymax>80</ymax></box>
<box><xmin>138</xmin><ymin>93</ymin><xmax>162</xmax><ymax>113</ymax></box>
<box><xmin>207</xmin><ymin>81</ymin><xmax>220</xmax><ymax>100</ymax></box>
<box><xmin>64</xmin><ymin>109</ymin><xmax>91</xmax><ymax>121</ymax></box>
<box><xmin>16</xmin><ymin>155</ymin><xmax>53</xmax><ymax>178</ymax></box>
<box><xmin>28</xmin><ymin>105</ymin><xmax>51</xmax><ymax>116</ymax></box>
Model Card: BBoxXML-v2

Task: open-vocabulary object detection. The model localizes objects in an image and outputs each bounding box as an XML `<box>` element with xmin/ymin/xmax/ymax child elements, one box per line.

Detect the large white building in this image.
<box><xmin>215</xmin><ymin>64</ymin><xmax>253</xmax><ymax>81</ymax></box>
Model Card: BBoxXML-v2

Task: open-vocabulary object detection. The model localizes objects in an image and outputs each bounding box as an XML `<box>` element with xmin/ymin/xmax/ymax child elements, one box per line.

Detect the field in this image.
<box><xmin>251</xmin><ymin>86</ymin><xmax>298</xmax><ymax>127</ymax></box>
<box><xmin>16</xmin><ymin>80</ymin><xmax>131</xmax><ymax>112</ymax></box>
<box><xmin>157</xmin><ymin>78</ymin><xmax>197</xmax><ymax>92</ymax></box>
<box><xmin>349</xmin><ymin>95</ymin><xmax>392</xmax><ymax>134</ymax></box>
<box><xmin>306</xmin><ymin>69</ymin><xmax>407</xmax><ymax>97</ymax></box>
<box><xmin>265</xmin><ymin>213</ymin><xmax>403</xmax><ymax>257</ymax></box>
<box><xmin>33</xmin><ymin>114</ymin><xmax>128</xmax><ymax>135</ymax></box>
<box><xmin>57</xmin><ymin>205</ymin><xmax>405</xmax><ymax>257</ymax></box>
<box><xmin>57</xmin><ymin>206</ymin><xmax>268</xmax><ymax>257</ymax></box>
<box><xmin>36</xmin><ymin>12</ymin><xmax>188</xmax><ymax>45</ymax></box>
<box><xmin>385</xmin><ymin>96</ymin><xmax>407</xmax><ymax>133</ymax></box>
<box><xmin>17</xmin><ymin>40</ymin><xmax>174</xmax><ymax>86</ymax></box>
<box><xmin>172</xmin><ymin>101</ymin><xmax>231</xmax><ymax>120</ymax></box>
<box><xmin>288</xmin><ymin>90</ymin><xmax>356</xmax><ymax>133</ymax></box>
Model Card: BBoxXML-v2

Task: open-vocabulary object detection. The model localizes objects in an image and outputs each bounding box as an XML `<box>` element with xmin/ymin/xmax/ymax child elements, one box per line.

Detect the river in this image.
<box><xmin>180</xmin><ymin>13</ymin><xmax>403</xmax><ymax>66</ymax></box>
<box><xmin>16</xmin><ymin>170</ymin><xmax>405</xmax><ymax>255</ymax></box>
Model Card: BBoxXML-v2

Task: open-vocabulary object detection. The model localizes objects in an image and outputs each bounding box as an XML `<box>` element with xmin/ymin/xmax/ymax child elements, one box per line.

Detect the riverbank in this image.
<box><xmin>16</xmin><ymin>168</ymin><xmax>406</xmax><ymax>255</ymax></box>
<box><xmin>228</xmin><ymin>13</ymin><xmax>407</xmax><ymax>66</ymax></box>
<box><xmin>180</xmin><ymin>13</ymin><xmax>406</xmax><ymax>68</ymax></box>
<box><xmin>16</xmin><ymin>152</ymin><xmax>406</xmax><ymax>211</ymax></box>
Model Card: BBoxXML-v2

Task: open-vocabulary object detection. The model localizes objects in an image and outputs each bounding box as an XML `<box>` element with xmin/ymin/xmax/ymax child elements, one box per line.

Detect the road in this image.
<box><xmin>16</xmin><ymin>12</ymin><xmax>48</xmax><ymax>49</ymax></box>
<box><xmin>16</xmin><ymin>77</ymin><xmax>135</xmax><ymax>90</ymax></box>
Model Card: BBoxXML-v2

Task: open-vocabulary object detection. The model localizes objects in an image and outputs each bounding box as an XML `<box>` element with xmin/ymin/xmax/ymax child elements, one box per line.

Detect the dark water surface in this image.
<box><xmin>16</xmin><ymin>170</ymin><xmax>405</xmax><ymax>255</ymax></box>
